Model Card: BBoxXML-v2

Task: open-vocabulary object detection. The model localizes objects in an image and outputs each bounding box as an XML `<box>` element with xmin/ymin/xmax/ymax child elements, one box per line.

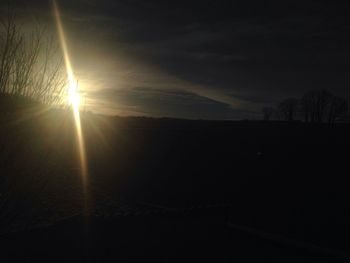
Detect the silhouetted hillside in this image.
<box><xmin>1</xmin><ymin>98</ymin><xmax>350</xmax><ymax>262</ymax></box>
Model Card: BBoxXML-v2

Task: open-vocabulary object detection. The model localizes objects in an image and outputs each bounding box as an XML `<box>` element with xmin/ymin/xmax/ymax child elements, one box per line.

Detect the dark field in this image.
<box><xmin>0</xmin><ymin>107</ymin><xmax>350</xmax><ymax>262</ymax></box>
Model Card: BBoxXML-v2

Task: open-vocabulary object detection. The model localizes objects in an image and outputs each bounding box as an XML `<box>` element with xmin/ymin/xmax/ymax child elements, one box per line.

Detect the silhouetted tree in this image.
<box><xmin>300</xmin><ymin>93</ymin><xmax>312</xmax><ymax>123</ymax></box>
<box><xmin>300</xmin><ymin>90</ymin><xmax>333</xmax><ymax>123</ymax></box>
<box><xmin>262</xmin><ymin>107</ymin><xmax>275</xmax><ymax>121</ymax></box>
<box><xmin>328</xmin><ymin>96</ymin><xmax>348</xmax><ymax>125</ymax></box>
<box><xmin>0</xmin><ymin>11</ymin><xmax>66</xmax><ymax>106</ymax></box>
<box><xmin>278</xmin><ymin>98</ymin><xmax>298</xmax><ymax>121</ymax></box>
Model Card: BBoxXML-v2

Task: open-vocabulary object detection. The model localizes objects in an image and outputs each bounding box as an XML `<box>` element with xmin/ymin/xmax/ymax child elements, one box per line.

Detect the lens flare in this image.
<box><xmin>68</xmin><ymin>81</ymin><xmax>81</xmax><ymax>107</ymax></box>
<box><xmin>52</xmin><ymin>0</ymin><xmax>89</xmax><ymax>205</ymax></box>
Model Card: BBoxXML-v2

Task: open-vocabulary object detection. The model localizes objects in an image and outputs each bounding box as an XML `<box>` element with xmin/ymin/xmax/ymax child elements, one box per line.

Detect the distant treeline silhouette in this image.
<box><xmin>262</xmin><ymin>90</ymin><xmax>349</xmax><ymax>125</ymax></box>
<box><xmin>0</xmin><ymin>11</ymin><xmax>66</xmax><ymax>108</ymax></box>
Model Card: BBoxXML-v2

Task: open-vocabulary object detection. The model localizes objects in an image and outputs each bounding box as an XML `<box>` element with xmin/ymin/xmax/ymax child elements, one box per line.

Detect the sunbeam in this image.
<box><xmin>52</xmin><ymin>0</ymin><xmax>89</xmax><ymax>205</ymax></box>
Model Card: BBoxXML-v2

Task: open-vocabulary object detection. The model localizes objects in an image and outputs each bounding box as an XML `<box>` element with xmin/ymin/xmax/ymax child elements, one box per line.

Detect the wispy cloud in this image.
<box><xmin>88</xmin><ymin>87</ymin><xmax>256</xmax><ymax>119</ymax></box>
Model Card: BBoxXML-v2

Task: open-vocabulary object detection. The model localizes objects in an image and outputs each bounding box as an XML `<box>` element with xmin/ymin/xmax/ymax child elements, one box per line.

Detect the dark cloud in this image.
<box><xmin>3</xmin><ymin>0</ymin><xmax>350</xmax><ymax>118</ymax></box>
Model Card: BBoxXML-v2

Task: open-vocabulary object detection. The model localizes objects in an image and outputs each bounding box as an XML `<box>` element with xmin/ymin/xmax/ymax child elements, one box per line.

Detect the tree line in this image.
<box><xmin>262</xmin><ymin>89</ymin><xmax>349</xmax><ymax>125</ymax></box>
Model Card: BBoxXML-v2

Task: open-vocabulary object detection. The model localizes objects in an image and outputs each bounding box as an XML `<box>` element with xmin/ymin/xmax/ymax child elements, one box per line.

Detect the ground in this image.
<box><xmin>0</xmin><ymin>100</ymin><xmax>350</xmax><ymax>262</ymax></box>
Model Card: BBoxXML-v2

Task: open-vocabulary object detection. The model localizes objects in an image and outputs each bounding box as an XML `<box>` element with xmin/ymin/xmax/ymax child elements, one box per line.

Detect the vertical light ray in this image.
<box><xmin>52</xmin><ymin>0</ymin><xmax>76</xmax><ymax>102</ymax></box>
<box><xmin>52</xmin><ymin>0</ymin><xmax>89</xmax><ymax>200</ymax></box>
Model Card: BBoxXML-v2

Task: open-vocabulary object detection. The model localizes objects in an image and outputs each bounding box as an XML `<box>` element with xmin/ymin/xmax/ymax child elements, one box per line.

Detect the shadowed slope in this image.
<box><xmin>0</xmin><ymin>96</ymin><xmax>350</xmax><ymax>262</ymax></box>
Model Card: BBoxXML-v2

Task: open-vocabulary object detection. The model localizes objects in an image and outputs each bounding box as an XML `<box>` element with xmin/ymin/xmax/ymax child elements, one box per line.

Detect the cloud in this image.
<box><xmin>88</xmin><ymin>87</ymin><xmax>256</xmax><ymax>119</ymax></box>
<box><xmin>3</xmin><ymin>0</ymin><xmax>350</xmax><ymax>118</ymax></box>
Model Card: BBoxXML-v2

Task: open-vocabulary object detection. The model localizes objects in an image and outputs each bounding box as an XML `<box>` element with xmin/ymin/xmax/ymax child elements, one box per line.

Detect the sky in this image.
<box><xmin>2</xmin><ymin>0</ymin><xmax>350</xmax><ymax>119</ymax></box>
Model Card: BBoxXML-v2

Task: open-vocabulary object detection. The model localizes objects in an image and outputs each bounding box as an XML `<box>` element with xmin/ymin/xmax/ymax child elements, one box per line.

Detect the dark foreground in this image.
<box><xmin>1</xmin><ymin>108</ymin><xmax>350</xmax><ymax>262</ymax></box>
<box><xmin>2</xmin><ymin>208</ymin><xmax>349</xmax><ymax>263</ymax></box>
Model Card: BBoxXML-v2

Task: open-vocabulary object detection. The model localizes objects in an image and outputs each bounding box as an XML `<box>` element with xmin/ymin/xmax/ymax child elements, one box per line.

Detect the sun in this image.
<box><xmin>68</xmin><ymin>82</ymin><xmax>81</xmax><ymax>108</ymax></box>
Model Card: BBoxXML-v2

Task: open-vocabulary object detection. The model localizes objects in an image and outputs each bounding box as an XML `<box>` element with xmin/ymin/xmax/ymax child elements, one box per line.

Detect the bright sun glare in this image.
<box><xmin>68</xmin><ymin>82</ymin><xmax>81</xmax><ymax>108</ymax></box>
<box><xmin>51</xmin><ymin>0</ymin><xmax>81</xmax><ymax>110</ymax></box>
<box><xmin>52</xmin><ymin>0</ymin><xmax>88</xmax><ymax>210</ymax></box>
